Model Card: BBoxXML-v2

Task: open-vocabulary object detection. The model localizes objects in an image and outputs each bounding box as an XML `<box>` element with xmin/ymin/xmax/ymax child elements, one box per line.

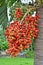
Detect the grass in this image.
<box><xmin>0</xmin><ymin>57</ymin><xmax>34</xmax><ymax>65</ymax></box>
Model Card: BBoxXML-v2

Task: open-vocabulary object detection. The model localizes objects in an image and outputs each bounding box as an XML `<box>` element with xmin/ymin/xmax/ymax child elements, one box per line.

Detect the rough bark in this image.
<box><xmin>34</xmin><ymin>6</ymin><xmax>43</xmax><ymax>65</ymax></box>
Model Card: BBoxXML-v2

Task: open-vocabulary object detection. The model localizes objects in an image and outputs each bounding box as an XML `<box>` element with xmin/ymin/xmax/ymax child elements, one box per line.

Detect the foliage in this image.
<box><xmin>25</xmin><ymin>49</ymin><xmax>34</xmax><ymax>58</ymax></box>
<box><xmin>0</xmin><ymin>0</ymin><xmax>17</xmax><ymax>7</ymax></box>
<box><xmin>0</xmin><ymin>0</ymin><xmax>6</xmax><ymax>6</ymax></box>
<box><xmin>7</xmin><ymin>0</ymin><xmax>17</xmax><ymax>7</ymax></box>
<box><xmin>0</xmin><ymin>25</ymin><xmax>8</xmax><ymax>50</ymax></box>
<box><xmin>0</xmin><ymin>39</ymin><xmax>8</xmax><ymax>50</ymax></box>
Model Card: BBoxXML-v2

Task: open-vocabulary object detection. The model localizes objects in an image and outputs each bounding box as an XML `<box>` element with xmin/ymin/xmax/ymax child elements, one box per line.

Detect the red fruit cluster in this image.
<box><xmin>14</xmin><ymin>8</ymin><xmax>23</xmax><ymax>19</ymax></box>
<box><xmin>5</xmin><ymin>14</ymin><xmax>40</xmax><ymax>57</ymax></box>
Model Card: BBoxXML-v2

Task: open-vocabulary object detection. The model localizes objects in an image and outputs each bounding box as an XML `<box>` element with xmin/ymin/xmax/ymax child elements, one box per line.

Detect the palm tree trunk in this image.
<box><xmin>34</xmin><ymin>6</ymin><xmax>43</xmax><ymax>65</ymax></box>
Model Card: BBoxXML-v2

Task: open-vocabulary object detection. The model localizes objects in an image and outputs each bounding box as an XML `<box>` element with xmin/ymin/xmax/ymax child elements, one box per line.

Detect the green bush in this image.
<box><xmin>24</xmin><ymin>49</ymin><xmax>34</xmax><ymax>58</ymax></box>
<box><xmin>0</xmin><ymin>26</ymin><xmax>8</xmax><ymax>50</ymax></box>
<box><xmin>0</xmin><ymin>39</ymin><xmax>8</xmax><ymax>50</ymax></box>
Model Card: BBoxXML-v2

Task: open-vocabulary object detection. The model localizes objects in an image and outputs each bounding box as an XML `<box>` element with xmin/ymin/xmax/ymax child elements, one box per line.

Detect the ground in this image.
<box><xmin>0</xmin><ymin>57</ymin><xmax>34</xmax><ymax>65</ymax></box>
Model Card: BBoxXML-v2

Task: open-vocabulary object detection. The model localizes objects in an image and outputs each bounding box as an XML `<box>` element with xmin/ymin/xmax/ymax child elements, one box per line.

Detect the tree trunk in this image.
<box><xmin>34</xmin><ymin>6</ymin><xmax>43</xmax><ymax>65</ymax></box>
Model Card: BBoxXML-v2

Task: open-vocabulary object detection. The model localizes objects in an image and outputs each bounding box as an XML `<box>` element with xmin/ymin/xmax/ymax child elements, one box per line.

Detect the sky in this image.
<box><xmin>21</xmin><ymin>0</ymin><xmax>36</xmax><ymax>4</ymax></box>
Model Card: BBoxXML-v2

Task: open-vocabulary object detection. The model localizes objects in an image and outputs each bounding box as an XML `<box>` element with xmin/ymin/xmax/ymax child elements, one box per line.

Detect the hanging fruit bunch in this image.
<box><xmin>5</xmin><ymin>2</ymin><xmax>40</xmax><ymax>57</ymax></box>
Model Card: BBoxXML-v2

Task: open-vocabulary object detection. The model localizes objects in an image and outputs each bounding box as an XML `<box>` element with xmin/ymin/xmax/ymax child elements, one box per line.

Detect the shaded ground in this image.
<box><xmin>0</xmin><ymin>57</ymin><xmax>34</xmax><ymax>65</ymax></box>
